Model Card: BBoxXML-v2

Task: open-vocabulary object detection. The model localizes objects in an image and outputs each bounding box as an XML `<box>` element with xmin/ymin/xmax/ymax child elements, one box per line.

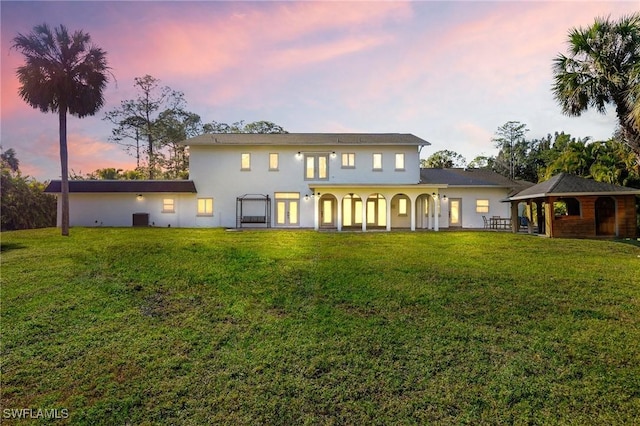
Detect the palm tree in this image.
<box><xmin>12</xmin><ymin>24</ymin><xmax>109</xmax><ymax>236</ymax></box>
<box><xmin>1</xmin><ymin>148</ymin><xmax>20</xmax><ymax>173</ymax></box>
<box><xmin>552</xmin><ymin>13</ymin><xmax>640</xmax><ymax>164</ymax></box>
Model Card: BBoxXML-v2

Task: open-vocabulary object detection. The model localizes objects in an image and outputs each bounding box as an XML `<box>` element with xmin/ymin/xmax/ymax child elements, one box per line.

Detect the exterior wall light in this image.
<box><xmin>136</xmin><ymin>194</ymin><xmax>144</xmax><ymax>201</ymax></box>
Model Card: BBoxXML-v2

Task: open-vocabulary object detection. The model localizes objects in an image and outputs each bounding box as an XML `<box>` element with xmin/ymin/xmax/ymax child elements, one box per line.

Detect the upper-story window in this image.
<box><xmin>241</xmin><ymin>153</ymin><xmax>251</xmax><ymax>171</ymax></box>
<box><xmin>269</xmin><ymin>153</ymin><xmax>279</xmax><ymax>171</ymax></box>
<box><xmin>341</xmin><ymin>153</ymin><xmax>355</xmax><ymax>169</ymax></box>
<box><xmin>305</xmin><ymin>154</ymin><xmax>329</xmax><ymax>180</ymax></box>
<box><xmin>395</xmin><ymin>153</ymin><xmax>405</xmax><ymax>171</ymax></box>
<box><xmin>372</xmin><ymin>153</ymin><xmax>383</xmax><ymax>171</ymax></box>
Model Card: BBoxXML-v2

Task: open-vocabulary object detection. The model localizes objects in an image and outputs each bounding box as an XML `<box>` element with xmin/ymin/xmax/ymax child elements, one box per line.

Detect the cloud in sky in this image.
<box><xmin>1</xmin><ymin>1</ymin><xmax>638</xmax><ymax>180</ymax></box>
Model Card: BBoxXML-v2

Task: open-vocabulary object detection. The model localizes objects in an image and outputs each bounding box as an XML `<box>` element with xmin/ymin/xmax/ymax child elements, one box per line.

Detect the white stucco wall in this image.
<box><xmin>61</xmin><ymin>193</ymin><xmax>198</xmax><ymax>227</ymax></box>
<box><xmin>438</xmin><ymin>187</ymin><xmax>512</xmax><ymax>229</ymax></box>
<box><xmin>189</xmin><ymin>144</ymin><xmax>421</xmax><ymax>228</ymax></box>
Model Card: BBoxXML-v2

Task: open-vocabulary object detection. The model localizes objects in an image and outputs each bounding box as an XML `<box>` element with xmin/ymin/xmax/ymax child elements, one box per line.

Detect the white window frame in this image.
<box><xmin>197</xmin><ymin>198</ymin><xmax>213</xmax><ymax>216</ymax></box>
<box><xmin>162</xmin><ymin>198</ymin><xmax>175</xmax><ymax>213</ymax></box>
<box><xmin>476</xmin><ymin>199</ymin><xmax>489</xmax><ymax>214</ymax></box>
<box><xmin>372</xmin><ymin>153</ymin><xmax>383</xmax><ymax>171</ymax></box>
<box><xmin>304</xmin><ymin>154</ymin><xmax>329</xmax><ymax>181</ymax></box>
<box><xmin>269</xmin><ymin>153</ymin><xmax>279</xmax><ymax>171</ymax></box>
<box><xmin>241</xmin><ymin>153</ymin><xmax>251</xmax><ymax>171</ymax></box>
<box><xmin>395</xmin><ymin>153</ymin><xmax>405</xmax><ymax>171</ymax></box>
<box><xmin>341</xmin><ymin>153</ymin><xmax>355</xmax><ymax>169</ymax></box>
<box><xmin>398</xmin><ymin>198</ymin><xmax>408</xmax><ymax>216</ymax></box>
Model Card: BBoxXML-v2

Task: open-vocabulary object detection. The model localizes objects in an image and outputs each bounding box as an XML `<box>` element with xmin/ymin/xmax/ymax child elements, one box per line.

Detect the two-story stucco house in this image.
<box><xmin>46</xmin><ymin>133</ymin><xmax>527</xmax><ymax>231</ymax></box>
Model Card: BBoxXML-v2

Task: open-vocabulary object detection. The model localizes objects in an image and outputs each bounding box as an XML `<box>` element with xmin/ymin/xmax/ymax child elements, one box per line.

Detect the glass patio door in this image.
<box><xmin>320</xmin><ymin>197</ymin><xmax>335</xmax><ymax>228</ymax></box>
<box><xmin>275</xmin><ymin>193</ymin><xmax>300</xmax><ymax>227</ymax></box>
<box><xmin>449</xmin><ymin>198</ymin><xmax>462</xmax><ymax>227</ymax></box>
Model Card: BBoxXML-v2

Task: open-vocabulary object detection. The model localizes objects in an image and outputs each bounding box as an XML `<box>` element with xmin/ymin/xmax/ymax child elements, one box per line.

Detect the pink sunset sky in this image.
<box><xmin>1</xmin><ymin>1</ymin><xmax>638</xmax><ymax>180</ymax></box>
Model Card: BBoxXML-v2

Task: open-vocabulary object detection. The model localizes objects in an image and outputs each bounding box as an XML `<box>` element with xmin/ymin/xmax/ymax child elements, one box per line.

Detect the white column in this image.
<box><xmin>434</xmin><ymin>196</ymin><xmax>440</xmax><ymax>231</ymax></box>
<box><xmin>337</xmin><ymin>195</ymin><xmax>343</xmax><ymax>231</ymax></box>
<box><xmin>361</xmin><ymin>198</ymin><xmax>367</xmax><ymax>232</ymax></box>
<box><xmin>313</xmin><ymin>193</ymin><xmax>319</xmax><ymax>230</ymax></box>
<box><xmin>386</xmin><ymin>195</ymin><xmax>392</xmax><ymax>231</ymax></box>
<box><xmin>430</xmin><ymin>196</ymin><xmax>435</xmax><ymax>230</ymax></box>
<box><xmin>410</xmin><ymin>195</ymin><xmax>416</xmax><ymax>231</ymax></box>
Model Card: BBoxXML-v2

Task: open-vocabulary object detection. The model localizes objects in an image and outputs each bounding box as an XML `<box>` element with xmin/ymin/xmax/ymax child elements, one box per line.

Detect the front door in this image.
<box><xmin>320</xmin><ymin>197</ymin><xmax>335</xmax><ymax>228</ymax></box>
<box><xmin>276</xmin><ymin>200</ymin><xmax>298</xmax><ymax>226</ymax></box>
<box><xmin>449</xmin><ymin>198</ymin><xmax>462</xmax><ymax>227</ymax></box>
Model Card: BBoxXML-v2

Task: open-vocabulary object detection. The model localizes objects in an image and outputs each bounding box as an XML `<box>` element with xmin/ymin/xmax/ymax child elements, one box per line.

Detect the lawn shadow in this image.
<box><xmin>0</xmin><ymin>242</ymin><xmax>27</xmax><ymax>252</ymax></box>
<box><xmin>616</xmin><ymin>238</ymin><xmax>640</xmax><ymax>248</ymax></box>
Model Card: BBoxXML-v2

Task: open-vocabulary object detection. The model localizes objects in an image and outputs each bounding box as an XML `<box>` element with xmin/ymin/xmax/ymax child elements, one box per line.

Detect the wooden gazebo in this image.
<box><xmin>508</xmin><ymin>173</ymin><xmax>640</xmax><ymax>239</ymax></box>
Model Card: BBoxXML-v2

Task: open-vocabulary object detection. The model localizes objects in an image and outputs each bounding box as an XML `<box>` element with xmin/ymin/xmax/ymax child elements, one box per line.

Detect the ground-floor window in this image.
<box><xmin>162</xmin><ymin>198</ymin><xmax>175</xmax><ymax>213</ymax></box>
<box><xmin>398</xmin><ymin>197</ymin><xmax>408</xmax><ymax>216</ymax></box>
<box><xmin>197</xmin><ymin>198</ymin><xmax>213</xmax><ymax>216</ymax></box>
<box><xmin>476</xmin><ymin>199</ymin><xmax>489</xmax><ymax>213</ymax></box>
<box><xmin>554</xmin><ymin>197</ymin><xmax>580</xmax><ymax>217</ymax></box>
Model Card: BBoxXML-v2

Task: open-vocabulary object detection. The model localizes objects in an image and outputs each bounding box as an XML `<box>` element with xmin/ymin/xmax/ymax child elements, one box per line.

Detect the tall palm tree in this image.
<box><xmin>552</xmin><ymin>13</ymin><xmax>640</xmax><ymax>164</ymax></box>
<box><xmin>13</xmin><ymin>24</ymin><xmax>109</xmax><ymax>236</ymax></box>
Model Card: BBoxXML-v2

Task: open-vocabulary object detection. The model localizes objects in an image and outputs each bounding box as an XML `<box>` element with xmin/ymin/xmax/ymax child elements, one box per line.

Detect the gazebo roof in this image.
<box><xmin>509</xmin><ymin>173</ymin><xmax>640</xmax><ymax>201</ymax></box>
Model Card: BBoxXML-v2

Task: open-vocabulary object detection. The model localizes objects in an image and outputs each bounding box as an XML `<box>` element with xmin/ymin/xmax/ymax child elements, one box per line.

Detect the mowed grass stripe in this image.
<box><xmin>2</xmin><ymin>228</ymin><xmax>639</xmax><ymax>424</ymax></box>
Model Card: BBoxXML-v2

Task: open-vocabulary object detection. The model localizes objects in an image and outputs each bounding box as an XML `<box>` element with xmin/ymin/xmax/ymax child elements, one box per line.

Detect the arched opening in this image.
<box><xmin>391</xmin><ymin>194</ymin><xmax>411</xmax><ymax>229</ymax></box>
<box><xmin>595</xmin><ymin>197</ymin><xmax>616</xmax><ymax>236</ymax></box>
<box><xmin>516</xmin><ymin>201</ymin><xmax>531</xmax><ymax>230</ymax></box>
<box><xmin>415</xmin><ymin>194</ymin><xmax>433</xmax><ymax>229</ymax></box>
<box><xmin>366</xmin><ymin>193</ymin><xmax>387</xmax><ymax>229</ymax></box>
<box><xmin>342</xmin><ymin>194</ymin><xmax>363</xmax><ymax>229</ymax></box>
<box><xmin>554</xmin><ymin>197</ymin><xmax>581</xmax><ymax>217</ymax></box>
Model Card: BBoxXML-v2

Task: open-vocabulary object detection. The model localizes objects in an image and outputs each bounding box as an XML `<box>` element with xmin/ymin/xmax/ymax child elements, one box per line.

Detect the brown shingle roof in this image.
<box><xmin>44</xmin><ymin>180</ymin><xmax>197</xmax><ymax>193</ymax></box>
<box><xmin>420</xmin><ymin>168</ymin><xmax>532</xmax><ymax>194</ymax></box>
<box><xmin>510</xmin><ymin>173</ymin><xmax>640</xmax><ymax>200</ymax></box>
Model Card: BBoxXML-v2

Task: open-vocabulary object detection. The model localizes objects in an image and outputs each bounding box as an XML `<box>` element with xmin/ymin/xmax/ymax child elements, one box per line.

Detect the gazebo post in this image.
<box><xmin>527</xmin><ymin>201</ymin><xmax>534</xmax><ymax>234</ymax></box>
<box><xmin>510</xmin><ymin>201</ymin><xmax>519</xmax><ymax>233</ymax></box>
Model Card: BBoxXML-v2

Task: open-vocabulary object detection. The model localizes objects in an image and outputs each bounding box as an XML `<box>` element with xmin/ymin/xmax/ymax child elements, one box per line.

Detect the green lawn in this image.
<box><xmin>2</xmin><ymin>228</ymin><xmax>639</xmax><ymax>424</ymax></box>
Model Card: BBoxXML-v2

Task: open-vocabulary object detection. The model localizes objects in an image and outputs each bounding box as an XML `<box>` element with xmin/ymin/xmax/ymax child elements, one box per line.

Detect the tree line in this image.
<box><xmin>423</xmin><ymin>121</ymin><xmax>640</xmax><ymax>190</ymax></box>
<box><xmin>1</xmin><ymin>148</ymin><xmax>56</xmax><ymax>231</ymax></box>
<box><xmin>8</xmin><ymin>13</ymin><xmax>640</xmax><ymax>234</ymax></box>
<box><xmin>99</xmin><ymin>74</ymin><xmax>287</xmax><ymax>181</ymax></box>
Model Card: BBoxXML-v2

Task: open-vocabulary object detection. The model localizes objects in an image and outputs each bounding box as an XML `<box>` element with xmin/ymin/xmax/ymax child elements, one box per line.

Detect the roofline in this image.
<box><xmin>510</xmin><ymin>190</ymin><xmax>640</xmax><ymax>201</ymax></box>
<box><xmin>44</xmin><ymin>180</ymin><xmax>197</xmax><ymax>193</ymax></box>
<box><xmin>309</xmin><ymin>183</ymin><xmax>449</xmax><ymax>189</ymax></box>
<box><xmin>184</xmin><ymin>133</ymin><xmax>430</xmax><ymax>146</ymax></box>
<box><xmin>439</xmin><ymin>184</ymin><xmax>522</xmax><ymax>188</ymax></box>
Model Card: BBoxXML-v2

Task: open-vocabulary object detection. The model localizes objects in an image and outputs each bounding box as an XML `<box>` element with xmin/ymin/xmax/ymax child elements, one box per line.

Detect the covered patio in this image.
<box><xmin>307</xmin><ymin>184</ymin><xmax>446</xmax><ymax>232</ymax></box>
